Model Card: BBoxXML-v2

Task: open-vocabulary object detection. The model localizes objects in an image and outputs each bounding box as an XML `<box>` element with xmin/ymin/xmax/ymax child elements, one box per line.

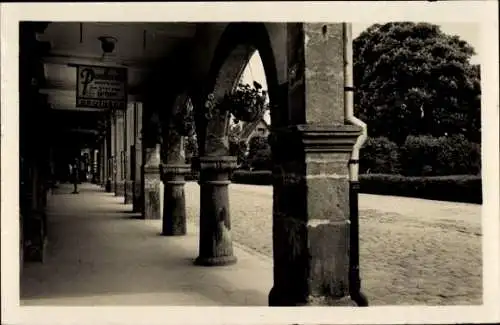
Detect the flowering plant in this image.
<box><xmin>204</xmin><ymin>82</ymin><xmax>268</xmax><ymax>123</ymax></box>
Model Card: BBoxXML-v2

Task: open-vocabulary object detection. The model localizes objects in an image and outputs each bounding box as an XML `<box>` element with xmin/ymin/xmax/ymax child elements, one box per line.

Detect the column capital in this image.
<box><xmin>160</xmin><ymin>163</ymin><xmax>191</xmax><ymax>185</ymax></box>
<box><xmin>270</xmin><ymin>123</ymin><xmax>362</xmax><ymax>155</ymax></box>
<box><xmin>199</xmin><ymin>156</ymin><xmax>237</xmax><ymax>172</ymax></box>
<box><xmin>161</xmin><ymin>163</ymin><xmax>191</xmax><ymax>174</ymax></box>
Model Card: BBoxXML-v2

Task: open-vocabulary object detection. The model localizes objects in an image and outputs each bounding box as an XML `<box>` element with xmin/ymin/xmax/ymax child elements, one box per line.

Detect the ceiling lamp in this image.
<box><xmin>98</xmin><ymin>36</ymin><xmax>118</xmax><ymax>60</ymax></box>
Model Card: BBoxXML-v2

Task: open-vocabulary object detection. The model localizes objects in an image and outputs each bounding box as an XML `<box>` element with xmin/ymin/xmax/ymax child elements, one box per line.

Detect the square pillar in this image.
<box><xmin>99</xmin><ymin>141</ymin><xmax>104</xmax><ymax>186</ymax></box>
<box><xmin>92</xmin><ymin>148</ymin><xmax>98</xmax><ymax>183</ymax></box>
<box><xmin>142</xmin><ymin>143</ymin><xmax>162</xmax><ymax>219</ymax></box>
<box><xmin>124</xmin><ymin>103</ymin><xmax>134</xmax><ymax>204</ymax></box>
<box><xmin>100</xmin><ymin>138</ymin><xmax>106</xmax><ymax>187</ymax></box>
<box><xmin>115</xmin><ymin>110</ymin><xmax>125</xmax><ymax>196</ymax></box>
<box><xmin>133</xmin><ymin>103</ymin><xmax>144</xmax><ymax>212</ymax></box>
<box><xmin>23</xmin><ymin>161</ymin><xmax>48</xmax><ymax>262</ymax></box>
<box><xmin>268</xmin><ymin>23</ymin><xmax>365</xmax><ymax>306</ymax></box>
<box><xmin>110</xmin><ymin>112</ymin><xmax>117</xmax><ymax>192</ymax></box>
<box><xmin>105</xmin><ymin>127</ymin><xmax>113</xmax><ymax>192</ymax></box>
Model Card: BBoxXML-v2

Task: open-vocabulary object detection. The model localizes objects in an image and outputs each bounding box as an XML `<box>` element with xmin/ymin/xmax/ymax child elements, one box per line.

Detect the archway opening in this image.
<box><xmin>187</xmin><ymin>23</ymin><xmax>281</xmax><ymax>269</ymax></box>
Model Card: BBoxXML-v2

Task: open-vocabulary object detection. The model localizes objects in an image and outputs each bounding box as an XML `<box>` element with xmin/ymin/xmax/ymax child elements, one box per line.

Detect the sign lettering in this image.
<box><xmin>76</xmin><ymin>64</ymin><xmax>127</xmax><ymax>110</ymax></box>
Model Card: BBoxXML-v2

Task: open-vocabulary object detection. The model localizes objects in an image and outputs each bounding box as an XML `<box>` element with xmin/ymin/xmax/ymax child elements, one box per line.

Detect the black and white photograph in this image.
<box><xmin>1</xmin><ymin>1</ymin><xmax>499</xmax><ymax>325</ymax></box>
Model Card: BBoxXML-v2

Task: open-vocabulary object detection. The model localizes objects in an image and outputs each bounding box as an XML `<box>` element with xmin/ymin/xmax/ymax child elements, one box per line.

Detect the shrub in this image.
<box><xmin>400</xmin><ymin>135</ymin><xmax>442</xmax><ymax>176</ymax></box>
<box><xmin>247</xmin><ymin>136</ymin><xmax>272</xmax><ymax>171</ymax></box>
<box><xmin>434</xmin><ymin>134</ymin><xmax>481</xmax><ymax>176</ymax></box>
<box><xmin>400</xmin><ymin>134</ymin><xmax>481</xmax><ymax>176</ymax></box>
<box><xmin>360</xmin><ymin>137</ymin><xmax>401</xmax><ymax>174</ymax></box>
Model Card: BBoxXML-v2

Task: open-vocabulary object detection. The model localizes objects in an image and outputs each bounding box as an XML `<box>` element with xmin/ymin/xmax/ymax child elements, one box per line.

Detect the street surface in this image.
<box><xmin>186</xmin><ymin>182</ymin><xmax>482</xmax><ymax>305</ymax></box>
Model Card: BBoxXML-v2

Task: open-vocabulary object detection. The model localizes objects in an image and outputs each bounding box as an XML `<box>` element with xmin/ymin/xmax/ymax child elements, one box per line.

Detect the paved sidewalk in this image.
<box><xmin>21</xmin><ymin>182</ymin><xmax>482</xmax><ymax>306</ymax></box>
<box><xmin>21</xmin><ymin>183</ymin><xmax>272</xmax><ymax>306</ymax></box>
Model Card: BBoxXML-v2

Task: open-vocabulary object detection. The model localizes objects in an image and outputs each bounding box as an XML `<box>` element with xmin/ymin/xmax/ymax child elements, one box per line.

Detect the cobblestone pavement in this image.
<box><xmin>185</xmin><ymin>182</ymin><xmax>482</xmax><ymax>306</ymax></box>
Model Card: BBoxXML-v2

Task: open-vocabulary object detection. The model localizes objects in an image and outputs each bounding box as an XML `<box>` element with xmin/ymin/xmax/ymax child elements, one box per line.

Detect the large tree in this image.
<box><xmin>353</xmin><ymin>22</ymin><xmax>481</xmax><ymax>144</ymax></box>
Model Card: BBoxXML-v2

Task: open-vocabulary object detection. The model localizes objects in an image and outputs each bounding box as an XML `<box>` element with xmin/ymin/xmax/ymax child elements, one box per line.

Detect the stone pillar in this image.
<box><xmin>142</xmin><ymin>144</ymin><xmax>162</xmax><ymax>219</ymax></box>
<box><xmin>268</xmin><ymin>23</ymin><xmax>363</xmax><ymax>306</ymax></box>
<box><xmin>110</xmin><ymin>111</ymin><xmax>117</xmax><ymax>193</ymax></box>
<box><xmin>100</xmin><ymin>140</ymin><xmax>105</xmax><ymax>187</ymax></box>
<box><xmin>160</xmin><ymin>131</ymin><xmax>190</xmax><ymax>236</ymax></box>
<box><xmin>115</xmin><ymin>110</ymin><xmax>125</xmax><ymax>196</ymax></box>
<box><xmin>105</xmin><ymin>129</ymin><xmax>113</xmax><ymax>192</ymax></box>
<box><xmin>160</xmin><ymin>163</ymin><xmax>190</xmax><ymax>236</ymax></box>
<box><xmin>92</xmin><ymin>148</ymin><xmax>98</xmax><ymax>183</ymax></box>
<box><xmin>23</xmin><ymin>161</ymin><xmax>48</xmax><ymax>262</ymax></box>
<box><xmin>133</xmin><ymin>103</ymin><xmax>143</xmax><ymax>212</ymax></box>
<box><xmin>194</xmin><ymin>156</ymin><xmax>237</xmax><ymax>266</ymax></box>
<box><xmin>101</xmin><ymin>138</ymin><xmax>107</xmax><ymax>187</ymax></box>
<box><xmin>124</xmin><ymin>103</ymin><xmax>134</xmax><ymax>204</ymax></box>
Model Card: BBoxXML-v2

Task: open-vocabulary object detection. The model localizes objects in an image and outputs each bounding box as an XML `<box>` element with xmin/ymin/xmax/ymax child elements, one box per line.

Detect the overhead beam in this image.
<box><xmin>49</xmin><ymin>103</ymin><xmax>107</xmax><ymax>113</ymax></box>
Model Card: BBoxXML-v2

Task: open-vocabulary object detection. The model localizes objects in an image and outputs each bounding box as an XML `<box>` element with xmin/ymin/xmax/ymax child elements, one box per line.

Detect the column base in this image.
<box><xmin>196</xmin><ymin>156</ymin><xmax>238</xmax><ymax>267</ymax></box>
<box><xmin>143</xmin><ymin>180</ymin><xmax>161</xmax><ymax>220</ymax></box>
<box><xmin>124</xmin><ymin>180</ymin><xmax>133</xmax><ymax>204</ymax></box>
<box><xmin>268</xmin><ymin>286</ymin><xmax>359</xmax><ymax>306</ymax></box>
<box><xmin>132</xmin><ymin>178</ymin><xmax>143</xmax><ymax>212</ymax></box>
<box><xmin>105</xmin><ymin>179</ymin><xmax>112</xmax><ymax>192</ymax></box>
<box><xmin>194</xmin><ymin>255</ymin><xmax>237</xmax><ymax>267</ymax></box>
<box><xmin>115</xmin><ymin>180</ymin><xmax>125</xmax><ymax>197</ymax></box>
<box><xmin>161</xmin><ymin>164</ymin><xmax>190</xmax><ymax>237</ymax></box>
<box><xmin>23</xmin><ymin>211</ymin><xmax>47</xmax><ymax>263</ymax></box>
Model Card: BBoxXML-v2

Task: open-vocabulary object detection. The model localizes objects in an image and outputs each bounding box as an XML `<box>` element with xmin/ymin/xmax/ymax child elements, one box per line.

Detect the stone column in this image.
<box><xmin>124</xmin><ymin>103</ymin><xmax>134</xmax><ymax>204</ymax></box>
<box><xmin>268</xmin><ymin>23</ymin><xmax>363</xmax><ymax>306</ymax></box>
<box><xmin>111</xmin><ymin>111</ymin><xmax>117</xmax><ymax>193</ymax></box>
<box><xmin>105</xmin><ymin>125</ymin><xmax>113</xmax><ymax>192</ymax></box>
<box><xmin>92</xmin><ymin>148</ymin><xmax>98</xmax><ymax>183</ymax></box>
<box><xmin>133</xmin><ymin>103</ymin><xmax>143</xmax><ymax>212</ymax></box>
<box><xmin>115</xmin><ymin>110</ymin><xmax>125</xmax><ymax>196</ymax></box>
<box><xmin>100</xmin><ymin>139</ymin><xmax>105</xmax><ymax>187</ymax></box>
<box><xmin>102</xmin><ymin>137</ymin><xmax>107</xmax><ymax>187</ymax></box>
<box><xmin>160</xmin><ymin>163</ymin><xmax>190</xmax><ymax>236</ymax></box>
<box><xmin>161</xmin><ymin>133</ymin><xmax>190</xmax><ymax>236</ymax></box>
<box><xmin>142</xmin><ymin>144</ymin><xmax>162</xmax><ymax>219</ymax></box>
<box><xmin>194</xmin><ymin>156</ymin><xmax>237</xmax><ymax>266</ymax></box>
<box><xmin>24</xmin><ymin>160</ymin><xmax>47</xmax><ymax>262</ymax></box>
<box><xmin>122</xmin><ymin>105</ymin><xmax>129</xmax><ymax>202</ymax></box>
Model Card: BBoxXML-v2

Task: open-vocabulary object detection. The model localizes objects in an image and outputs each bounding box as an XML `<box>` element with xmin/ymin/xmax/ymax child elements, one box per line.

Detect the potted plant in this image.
<box><xmin>205</xmin><ymin>81</ymin><xmax>268</xmax><ymax>124</ymax></box>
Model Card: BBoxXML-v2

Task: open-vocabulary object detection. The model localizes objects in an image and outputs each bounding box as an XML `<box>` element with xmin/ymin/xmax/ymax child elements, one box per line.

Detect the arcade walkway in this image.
<box><xmin>20</xmin><ymin>183</ymin><xmax>272</xmax><ymax>306</ymax></box>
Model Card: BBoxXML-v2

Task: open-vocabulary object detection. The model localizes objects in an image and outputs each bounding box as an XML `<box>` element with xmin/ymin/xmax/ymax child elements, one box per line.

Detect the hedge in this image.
<box><xmin>230</xmin><ymin>170</ymin><xmax>482</xmax><ymax>204</ymax></box>
<box><xmin>359</xmin><ymin>173</ymin><xmax>482</xmax><ymax>204</ymax></box>
<box><xmin>399</xmin><ymin>134</ymin><xmax>481</xmax><ymax>176</ymax></box>
<box><xmin>361</xmin><ymin>135</ymin><xmax>481</xmax><ymax>177</ymax></box>
<box><xmin>231</xmin><ymin>170</ymin><xmax>272</xmax><ymax>185</ymax></box>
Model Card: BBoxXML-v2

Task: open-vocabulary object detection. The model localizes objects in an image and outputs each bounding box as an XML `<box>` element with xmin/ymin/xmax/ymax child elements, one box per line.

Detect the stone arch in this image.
<box><xmin>198</xmin><ymin>22</ymin><xmax>282</xmax><ymax>156</ymax></box>
<box><xmin>192</xmin><ymin>23</ymin><xmax>283</xmax><ymax>267</ymax></box>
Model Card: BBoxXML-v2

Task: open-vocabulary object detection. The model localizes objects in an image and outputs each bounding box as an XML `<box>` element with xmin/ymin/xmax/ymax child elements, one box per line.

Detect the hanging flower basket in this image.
<box><xmin>205</xmin><ymin>82</ymin><xmax>268</xmax><ymax>123</ymax></box>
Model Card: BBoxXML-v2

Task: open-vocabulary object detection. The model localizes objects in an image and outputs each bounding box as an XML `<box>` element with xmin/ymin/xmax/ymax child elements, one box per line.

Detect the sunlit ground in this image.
<box><xmin>186</xmin><ymin>182</ymin><xmax>482</xmax><ymax>306</ymax></box>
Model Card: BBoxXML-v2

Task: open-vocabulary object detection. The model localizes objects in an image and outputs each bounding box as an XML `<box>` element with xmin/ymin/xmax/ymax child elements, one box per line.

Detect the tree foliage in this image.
<box><xmin>353</xmin><ymin>22</ymin><xmax>481</xmax><ymax>144</ymax></box>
